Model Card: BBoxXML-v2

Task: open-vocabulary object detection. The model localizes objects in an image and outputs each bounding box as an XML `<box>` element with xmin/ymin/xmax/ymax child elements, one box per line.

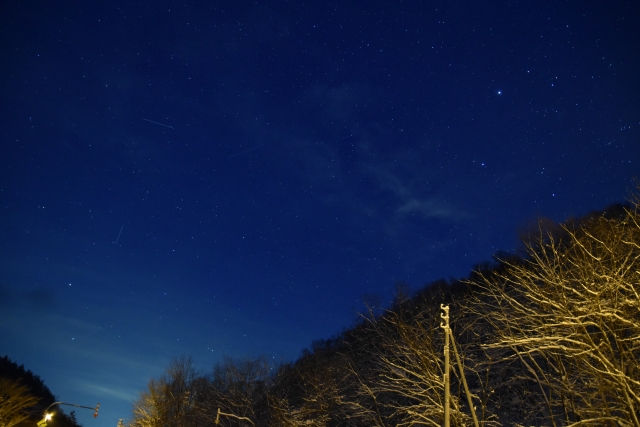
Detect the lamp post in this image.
<box><xmin>37</xmin><ymin>402</ymin><xmax>100</xmax><ymax>426</ymax></box>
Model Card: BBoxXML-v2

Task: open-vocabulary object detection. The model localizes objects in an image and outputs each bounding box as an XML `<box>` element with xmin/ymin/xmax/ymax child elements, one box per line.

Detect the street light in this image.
<box><xmin>37</xmin><ymin>402</ymin><xmax>100</xmax><ymax>427</ymax></box>
<box><xmin>37</xmin><ymin>413</ymin><xmax>53</xmax><ymax>427</ymax></box>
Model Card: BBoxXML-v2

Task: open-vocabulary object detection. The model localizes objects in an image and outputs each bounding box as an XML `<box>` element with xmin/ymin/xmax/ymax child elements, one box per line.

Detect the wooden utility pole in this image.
<box><xmin>441</xmin><ymin>304</ymin><xmax>480</xmax><ymax>427</ymax></box>
<box><xmin>441</xmin><ymin>304</ymin><xmax>450</xmax><ymax>427</ymax></box>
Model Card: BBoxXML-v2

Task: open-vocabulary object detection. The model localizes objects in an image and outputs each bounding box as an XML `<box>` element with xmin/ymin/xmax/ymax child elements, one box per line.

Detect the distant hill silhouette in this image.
<box><xmin>0</xmin><ymin>356</ymin><xmax>82</xmax><ymax>427</ymax></box>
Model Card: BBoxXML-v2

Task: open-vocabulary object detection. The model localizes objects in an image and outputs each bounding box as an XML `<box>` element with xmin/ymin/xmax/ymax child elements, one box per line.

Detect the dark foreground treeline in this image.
<box><xmin>0</xmin><ymin>356</ymin><xmax>82</xmax><ymax>427</ymax></box>
<box><xmin>130</xmin><ymin>194</ymin><xmax>640</xmax><ymax>427</ymax></box>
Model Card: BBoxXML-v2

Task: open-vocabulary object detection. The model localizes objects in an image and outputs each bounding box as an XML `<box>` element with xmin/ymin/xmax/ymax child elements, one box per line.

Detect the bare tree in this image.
<box><xmin>202</xmin><ymin>356</ymin><xmax>273</xmax><ymax>427</ymax></box>
<box><xmin>0</xmin><ymin>378</ymin><xmax>40</xmax><ymax>427</ymax></box>
<box><xmin>268</xmin><ymin>351</ymin><xmax>353</xmax><ymax>427</ymax></box>
<box><xmin>130</xmin><ymin>356</ymin><xmax>275</xmax><ymax>427</ymax></box>
<box><xmin>467</xmin><ymin>200</ymin><xmax>640</xmax><ymax>426</ymax></box>
<box><xmin>347</xmin><ymin>306</ymin><xmax>473</xmax><ymax>427</ymax></box>
<box><xmin>268</xmin><ymin>369</ymin><xmax>335</xmax><ymax>427</ymax></box>
<box><xmin>130</xmin><ymin>356</ymin><xmax>202</xmax><ymax>427</ymax></box>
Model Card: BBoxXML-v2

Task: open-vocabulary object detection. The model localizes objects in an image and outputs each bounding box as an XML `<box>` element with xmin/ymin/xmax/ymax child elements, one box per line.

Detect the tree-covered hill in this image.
<box><xmin>129</xmin><ymin>192</ymin><xmax>640</xmax><ymax>426</ymax></box>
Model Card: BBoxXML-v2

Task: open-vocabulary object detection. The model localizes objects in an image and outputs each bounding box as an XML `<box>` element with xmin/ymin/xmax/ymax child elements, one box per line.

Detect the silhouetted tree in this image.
<box><xmin>130</xmin><ymin>356</ymin><xmax>202</xmax><ymax>427</ymax></box>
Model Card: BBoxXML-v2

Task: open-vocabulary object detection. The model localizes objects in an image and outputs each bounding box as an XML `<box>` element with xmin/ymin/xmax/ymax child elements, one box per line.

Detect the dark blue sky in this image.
<box><xmin>1</xmin><ymin>1</ymin><xmax>638</xmax><ymax>426</ymax></box>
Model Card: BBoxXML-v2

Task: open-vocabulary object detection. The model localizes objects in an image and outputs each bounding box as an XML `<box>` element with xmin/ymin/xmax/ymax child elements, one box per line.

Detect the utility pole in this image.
<box><xmin>441</xmin><ymin>304</ymin><xmax>450</xmax><ymax>427</ymax></box>
<box><xmin>440</xmin><ymin>304</ymin><xmax>480</xmax><ymax>427</ymax></box>
<box><xmin>450</xmin><ymin>328</ymin><xmax>480</xmax><ymax>427</ymax></box>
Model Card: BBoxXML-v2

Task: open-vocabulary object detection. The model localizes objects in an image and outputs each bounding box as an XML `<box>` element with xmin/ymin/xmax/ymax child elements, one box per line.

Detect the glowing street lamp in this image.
<box><xmin>37</xmin><ymin>402</ymin><xmax>100</xmax><ymax>427</ymax></box>
<box><xmin>37</xmin><ymin>413</ymin><xmax>53</xmax><ymax>427</ymax></box>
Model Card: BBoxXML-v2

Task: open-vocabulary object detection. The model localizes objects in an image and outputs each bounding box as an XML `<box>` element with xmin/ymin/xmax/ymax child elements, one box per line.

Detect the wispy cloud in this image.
<box><xmin>0</xmin><ymin>281</ymin><xmax>55</xmax><ymax>309</ymax></box>
<box><xmin>77</xmin><ymin>382</ymin><xmax>140</xmax><ymax>402</ymax></box>
<box><xmin>396</xmin><ymin>198</ymin><xmax>471</xmax><ymax>221</ymax></box>
<box><xmin>363</xmin><ymin>152</ymin><xmax>472</xmax><ymax>223</ymax></box>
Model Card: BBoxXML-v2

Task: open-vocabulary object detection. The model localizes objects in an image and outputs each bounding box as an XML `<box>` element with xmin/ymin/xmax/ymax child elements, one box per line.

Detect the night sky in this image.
<box><xmin>1</xmin><ymin>1</ymin><xmax>638</xmax><ymax>426</ymax></box>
